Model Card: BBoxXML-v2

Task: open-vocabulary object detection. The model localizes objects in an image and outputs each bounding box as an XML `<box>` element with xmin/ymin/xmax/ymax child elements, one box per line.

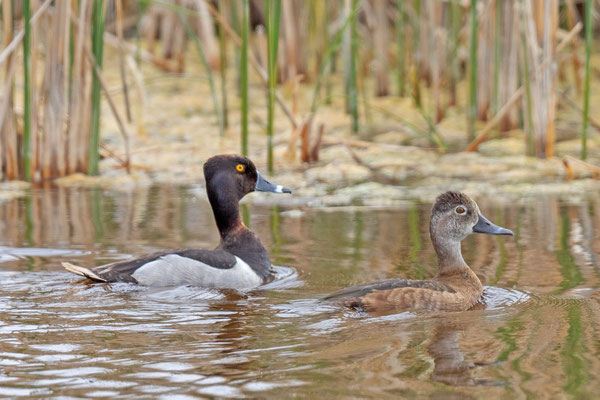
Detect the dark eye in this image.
<box><xmin>455</xmin><ymin>206</ymin><xmax>466</xmax><ymax>215</ymax></box>
<box><xmin>235</xmin><ymin>164</ymin><xmax>245</xmax><ymax>172</ymax></box>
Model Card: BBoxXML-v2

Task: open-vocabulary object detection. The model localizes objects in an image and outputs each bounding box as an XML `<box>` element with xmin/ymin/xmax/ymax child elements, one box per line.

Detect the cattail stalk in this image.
<box><xmin>240</xmin><ymin>0</ymin><xmax>249</xmax><ymax>155</ymax></box>
<box><xmin>22</xmin><ymin>0</ymin><xmax>32</xmax><ymax>181</ymax></box>
<box><xmin>582</xmin><ymin>0</ymin><xmax>592</xmax><ymax>160</ymax></box>
<box><xmin>115</xmin><ymin>0</ymin><xmax>132</xmax><ymax>122</ymax></box>
<box><xmin>430</xmin><ymin>1</ymin><xmax>443</xmax><ymax>122</ymax></box>
<box><xmin>68</xmin><ymin>6</ymin><xmax>74</xmax><ymax>97</ymax></box>
<box><xmin>519</xmin><ymin>6</ymin><xmax>534</xmax><ymax>157</ymax></box>
<box><xmin>343</xmin><ymin>0</ymin><xmax>351</xmax><ymax>110</ymax></box>
<box><xmin>396</xmin><ymin>0</ymin><xmax>405</xmax><ymax>96</ymax></box>
<box><xmin>178</xmin><ymin>10</ymin><xmax>224</xmax><ymax>137</ymax></box>
<box><xmin>492</xmin><ymin>0</ymin><xmax>501</xmax><ymax>115</ymax></box>
<box><xmin>348</xmin><ymin>0</ymin><xmax>359</xmax><ymax>133</ymax></box>
<box><xmin>230</xmin><ymin>0</ymin><xmax>241</xmax><ymax>96</ymax></box>
<box><xmin>411</xmin><ymin>0</ymin><xmax>422</xmax><ymax>107</ymax></box>
<box><xmin>448</xmin><ymin>0</ymin><xmax>460</xmax><ymax>106</ymax></box>
<box><xmin>88</xmin><ymin>0</ymin><xmax>104</xmax><ymax>176</ymax></box>
<box><xmin>218</xmin><ymin>0</ymin><xmax>229</xmax><ymax>129</ymax></box>
<box><xmin>266</xmin><ymin>0</ymin><xmax>281</xmax><ymax>173</ymax></box>
<box><xmin>373</xmin><ymin>0</ymin><xmax>389</xmax><ymax>96</ymax></box>
<box><xmin>311</xmin><ymin>5</ymin><xmax>355</xmax><ymax>113</ymax></box>
<box><xmin>323</xmin><ymin>1</ymin><xmax>333</xmax><ymax>104</ymax></box>
<box><xmin>566</xmin><ymin>0</ymin><xmax>582</xmax><ymax>94</ymax></box>
<box><xmin>467</xmin><ymin>0</ymin><xmax>478</xmax><ymax>139</ymax></box>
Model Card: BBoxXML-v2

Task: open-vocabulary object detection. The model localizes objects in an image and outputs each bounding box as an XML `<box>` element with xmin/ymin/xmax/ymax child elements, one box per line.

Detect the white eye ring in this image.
<box><xmin>455</xmin><ymin>206</ymin><xmax>466</xmax><ymax>215</ymax></box>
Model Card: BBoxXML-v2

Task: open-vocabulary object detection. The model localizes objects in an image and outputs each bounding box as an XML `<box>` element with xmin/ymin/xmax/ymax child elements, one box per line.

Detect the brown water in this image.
<box><xmin>0</xmin><ymin>186</ymin><xmax>599</xmax><ymax>399</ymax></box>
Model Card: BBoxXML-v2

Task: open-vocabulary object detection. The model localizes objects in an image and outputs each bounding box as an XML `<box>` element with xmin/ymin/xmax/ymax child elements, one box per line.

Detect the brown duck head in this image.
<box><xmin>430</xmin><ymin>191</ymin><xmax>513</xmax><ymax>270</ymax></box>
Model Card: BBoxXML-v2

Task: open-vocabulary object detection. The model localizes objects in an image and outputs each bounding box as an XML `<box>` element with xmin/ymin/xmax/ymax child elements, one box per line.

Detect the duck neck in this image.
<box><xmin>431</xmin><ymin>235</ymin><xmax>469</xmax><ymax>274</ymax></box>
<box><xmin>207</xmin><ymin>179</ymin><xmax>246</xmax><ymax>239</ymax></box>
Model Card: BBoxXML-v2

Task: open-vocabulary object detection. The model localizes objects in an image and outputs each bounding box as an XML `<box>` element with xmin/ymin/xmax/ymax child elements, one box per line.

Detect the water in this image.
<box><xmin>1</xmin><ymin>186</ymin><xmax>599</xmax><ymax>398</ymax></box>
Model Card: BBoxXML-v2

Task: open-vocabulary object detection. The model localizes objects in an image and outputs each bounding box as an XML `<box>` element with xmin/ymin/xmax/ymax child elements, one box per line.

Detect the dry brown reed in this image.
<box><xmin>0</xmin><ymin>0</ymin><xmax>596</xmax><ymax>182</ymax></box>
<box><xmin>1</xmin><ymin>0</ymin><xmax>18</xmax><ymax>180</ymax></box>
<box><xmin>467</xmin><ymin>21</ymin><xmax>581</xmax><ymax>152</ymax></box>
<box><xmin>0</xmin><ymin>0</ymin><xmax>134</xmax><ymax>181</ymax></box>
<box><xmin>565</xmin><ymin>0</ymin><xmax>583</xmax><ymax>94</ymax></box>
<box><xmin>497</xmin><ymin>0</ymin><xmax>519</xmax><ymax>131</ymax></box>
<box><xmin>520</xmin><ymin>0</ymin><xmax>559</xmax><ymax>158</ymax></box>
<box><xmin>373</xmin><ymin>0</ymin><xmax>389</xmax><ymax>97</ymax></box>
<box><xmin>115</xmin><ymin>0</ymin><xmax>132</xmax><ymax>123</ymax></box>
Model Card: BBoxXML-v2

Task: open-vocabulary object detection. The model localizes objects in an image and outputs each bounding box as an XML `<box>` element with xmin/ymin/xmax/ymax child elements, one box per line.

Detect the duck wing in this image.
<box><xmin>323</xmin><ymin>278</ymin><xmax>454</xmax><ymax>301</ymax></box>
<box><xmin>63</xmin><ymin>249</ymin><xmax>262</xmax><ymax>288</ymax></box>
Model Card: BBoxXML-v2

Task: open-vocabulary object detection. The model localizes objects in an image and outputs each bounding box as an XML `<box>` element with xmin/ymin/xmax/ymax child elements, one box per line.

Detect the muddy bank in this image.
<box><xmin>43</xmin><ymin>133</ymin><xmax>600</xmax><ymax>208</ymax></box>
<box><xmin>8</xmin><ymin>48</ymin><xmax>600</xmax><ymax>207</ymax></box>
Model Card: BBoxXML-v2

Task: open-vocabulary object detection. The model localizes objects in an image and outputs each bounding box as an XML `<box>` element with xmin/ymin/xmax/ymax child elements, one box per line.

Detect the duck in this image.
<box><xmin>62</xmin><ymin>154</ymin><xmax>291</xmax><ymax>288</ymax></box>
<box><xmin>323</xmin><ymin>191</ymin><xmax>513</xmax><ymax>312</ymax></box>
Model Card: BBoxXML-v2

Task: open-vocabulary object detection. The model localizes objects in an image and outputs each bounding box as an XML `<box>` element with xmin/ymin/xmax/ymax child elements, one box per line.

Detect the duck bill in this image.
<box><xmin>473</xmin><ymin>213</ymin><xmax>513</xmax><ymax>236</ymax></box>
<box><xmin>255</xmin><ymin>172</ymin><xmax>292</xmax><ymax>194</ymax></box>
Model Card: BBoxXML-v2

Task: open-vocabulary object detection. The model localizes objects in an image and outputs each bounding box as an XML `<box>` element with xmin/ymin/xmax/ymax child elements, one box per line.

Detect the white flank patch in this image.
<box><xmin>275</xmin><ymin>185</ymin><xmax>284</xmax><ymax>193</ymax></box>
<box><xmin>131</xmin><ymin>254</ymin><xmax>262</xmax><ymax>288</ymax></box>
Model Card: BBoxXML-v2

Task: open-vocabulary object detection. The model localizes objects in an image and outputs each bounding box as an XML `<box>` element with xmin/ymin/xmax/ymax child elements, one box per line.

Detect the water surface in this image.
<box><xmin>1</xmin><ymin>186</ymin><xmax>599</xmax><ymax>398</ymax></box>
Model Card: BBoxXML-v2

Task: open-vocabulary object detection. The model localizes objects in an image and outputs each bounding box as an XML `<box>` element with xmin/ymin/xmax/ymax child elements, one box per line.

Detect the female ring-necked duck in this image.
<box><xmin>324</xmin><ymin>191</ymin><xmax>513</xmax><ymax>312</ymax></box>
<box><xmin>63</xmin><ymin>154</ymin><xmax>291</xmax><ymax>288</ymax></box>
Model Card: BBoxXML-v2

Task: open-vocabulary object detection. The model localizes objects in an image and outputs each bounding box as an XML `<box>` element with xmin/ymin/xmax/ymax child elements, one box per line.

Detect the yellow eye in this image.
<box><xmin>235</xmin><ymin>164</ymin><xmax>245</xmax><ymax>172</ymax></box>
<box><xmin>455</xmin><ymin>206</ymin><xmax>466</xmax><ymax>215</ymax></box>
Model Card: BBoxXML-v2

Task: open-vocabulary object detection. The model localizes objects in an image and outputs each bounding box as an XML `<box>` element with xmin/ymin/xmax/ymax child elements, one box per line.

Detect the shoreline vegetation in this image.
<box><xmin>1</xmin><ymin>1</ymin><xmax>599</xmax><ymax>204</ymax></box>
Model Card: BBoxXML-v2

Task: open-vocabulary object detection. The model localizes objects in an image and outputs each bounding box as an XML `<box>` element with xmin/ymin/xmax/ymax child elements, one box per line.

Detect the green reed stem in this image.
<box><xmin>266</xmin><ymin>0</ymin><xmax>281</xmax><ymax>173</ymax></box>
<box><xmin>218</xmin><ymin>2</ymin><xmax>228</xmax><ymax>129</ymax></box>
<box><xmin>240</xmin><ymin>0</ymin><xmax>249</xmax><ymax>155</ymax></box>
<box><xmin>349</xmin><ymin>0</ymin><xmax>359</xmax><ymax>133</ymax></box>
<box><xmin>178</xmin><ymin>11</ymin><xmax>225</xmax><ymax>138</ymax></box>
<box><xmin>68</xmin><ymin>14</ymin><xmax>74</xmax><ymax>98</ymax></box>
<box><xmin>311</xmin><ymin>5</ymin><xmax>357</xmax><ymax>113</ymax></box>
<box><xmin>448</xmin><ymin>0</ymin><xmax>460</xmax><ymax>105</ymax></box>
<box><xmin>88</xmin><ymin>0</ymin><xmax>105</xmax><ymax>176</ymax></box>
<box><xmin>467</xmin><ymin>0</ymin><xmax>478</xmax><ymax>139</ymax></box>
<box><xmin>396</xmin><ymin>0</ymin><xmax>405</xmax><ymax>97</ymax></box>
<box><xmin>135</xmin><ymin>1</ymin><xmax>152</xmax><ymax>67</ymax></box>
<box><xmin>582</xmin><ymin>0</ymin><xmax>592</xmax><ymax>160</ymax></box>
<box><xmin>323</xmin><ymin>1</ymin><xmax>332</xmax><ymax>104</ymax></box>
<box><xmin>412</xmin><ymin>0</ymin><xmax>421</xmax><ymax>107</ymax></box>
<box><xmin>343</xmin><ymin>1</ymin><xmax>351</xmax><ymax>112</ymax></box>
<box><xmin>359</xmin><ymin>69</ymin><xmax>371</xmax><ymax>125</ymax></box>
<box><xmin>520</xmin><ymin>14</ymin><xmax>534</xmax><ymax>157</ymax></box>
<box><xmin>231</xmin><ymin>0</ymin><xmax>241</xmax><ymax>97</ymax></box>
<box><xmin>492</xmin><ymin>0</ymin><xmax>501</xmax><ymax>115</ymax></box>
<box><xmin>22</xmin><ymin>0</ymin><xmax>31</xmax><ymax>181</ymax></box>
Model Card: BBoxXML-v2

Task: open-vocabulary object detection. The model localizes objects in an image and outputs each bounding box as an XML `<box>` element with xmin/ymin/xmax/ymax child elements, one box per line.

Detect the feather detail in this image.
<box><xmin>62</xmin><ymin>262</ymin><xmax>107</xmax><ymax>282</ymax></box>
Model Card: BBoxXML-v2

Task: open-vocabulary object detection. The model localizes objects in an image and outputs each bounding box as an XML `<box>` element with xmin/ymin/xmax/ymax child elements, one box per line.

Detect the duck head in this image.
<box><xmin>430</xmin><ymin>191</ymin><xmax>513</xmax><ymax>241</ymax></box>
<box><xmin>204</xmin><ymin>154</ymin><xmax>292</xmax><ymax>201</ymax></box>
<box><xmin>430</xmin><ymin>191</ymin><xmax>512</xmax><ymax>270</ymax></box>
<box><xmin>204</xmin><ymin>154</ymin><xmax>291</xmax><ymax>238</ymax></box>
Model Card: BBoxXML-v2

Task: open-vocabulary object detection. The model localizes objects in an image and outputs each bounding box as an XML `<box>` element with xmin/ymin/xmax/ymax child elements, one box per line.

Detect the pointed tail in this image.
<box><xmin>62</xmin><ymin>262</ymin><xmax>107</xmax><ymax>282</ymax></box>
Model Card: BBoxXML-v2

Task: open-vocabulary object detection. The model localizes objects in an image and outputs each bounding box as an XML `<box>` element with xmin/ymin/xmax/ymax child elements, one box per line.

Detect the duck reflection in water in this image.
<box><xmin>428</xmin><ymin>315</ymin><xmax>504</xmax><ymax>387</ymax></box>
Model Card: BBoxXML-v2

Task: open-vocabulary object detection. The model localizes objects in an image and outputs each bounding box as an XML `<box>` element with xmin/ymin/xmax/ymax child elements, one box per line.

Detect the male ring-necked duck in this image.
<box><xmin>324</xmin><ymin>191</ymin><xmax>513</xmax><ymax>312</ymax></box>
<box><xmin>63</xmin><ymin>154</ymin><xmax>291</xmax><ymax>288</ymax></box>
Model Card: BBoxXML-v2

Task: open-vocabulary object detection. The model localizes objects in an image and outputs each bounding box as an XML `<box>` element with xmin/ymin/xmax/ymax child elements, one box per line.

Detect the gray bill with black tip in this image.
<box><xmin>255</xmin><ymin>172</ymin><xmax>292</xmax><ymax>194</ymax></box>
<box><xmin>473</xmin><ymin>213</ymin><xmax>513</xmax><ymax>236</ymax></box>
